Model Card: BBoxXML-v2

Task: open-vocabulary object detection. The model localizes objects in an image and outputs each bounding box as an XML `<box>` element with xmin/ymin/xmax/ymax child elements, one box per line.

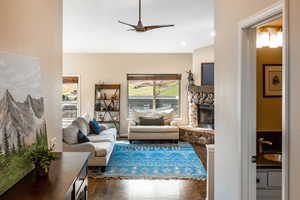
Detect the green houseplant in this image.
<box><xmin>26</xmin><ymin>143</ymin><xmax>58</xmax><ymax>176</ymax></box>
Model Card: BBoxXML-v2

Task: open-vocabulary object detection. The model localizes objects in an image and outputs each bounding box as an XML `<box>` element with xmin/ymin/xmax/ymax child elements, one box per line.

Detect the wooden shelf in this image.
<box><xmin>95</xmin><ymin>84</ymin><xmax>121</xmax><ymax>136</ymax></box>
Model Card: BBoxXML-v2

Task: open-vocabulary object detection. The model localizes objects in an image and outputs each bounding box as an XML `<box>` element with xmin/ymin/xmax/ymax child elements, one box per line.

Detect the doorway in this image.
<box><xmin>238</xmin><ymin>2</ymin><xmax>288</xmax><ymax>200</ymax></box>
<box><xmin>256</xmin><ymin>18</ymin><xmax>283</xmax><ymax>200</ymax></box>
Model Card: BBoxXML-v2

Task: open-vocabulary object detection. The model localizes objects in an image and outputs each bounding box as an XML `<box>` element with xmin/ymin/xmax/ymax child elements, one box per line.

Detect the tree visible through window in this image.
<box><xmin>127</xmin><ymin>74</ymin><xmax>181</xmax><ymax>116</ymax></box>
<box><xmin>62</xmin><ymin>76</ymin><xmax>80</xmax><ymax>127</ymax></box>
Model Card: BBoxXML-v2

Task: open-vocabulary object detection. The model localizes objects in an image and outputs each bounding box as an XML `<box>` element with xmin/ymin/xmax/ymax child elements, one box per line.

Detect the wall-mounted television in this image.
<box><xmin>201</xmin><ymin>63</ymin><xmax>214</xmax><ymax>85</ymax></box>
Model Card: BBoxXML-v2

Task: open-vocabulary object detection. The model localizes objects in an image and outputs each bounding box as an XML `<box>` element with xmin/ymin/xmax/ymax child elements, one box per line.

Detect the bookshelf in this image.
<box><xmin>94</xmin><ymin>84</ymin><xmax>120</xmax><ymax>135</ymax></box>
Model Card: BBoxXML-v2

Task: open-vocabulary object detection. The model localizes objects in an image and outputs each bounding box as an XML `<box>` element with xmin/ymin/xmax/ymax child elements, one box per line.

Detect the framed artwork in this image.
<box><xmin>0</xmin><ymin>53</ymin><xmax>47</xmax><ymax>195</ymax></box>
<box><xmin>263</xmin><ymin>64</ymin><xmax>282</xmax><ymax>97</ymax></box>
<box><xmin>201</xmin><ymin>63</ymin><xmax>214</xmax><ymax>85</ymax></box>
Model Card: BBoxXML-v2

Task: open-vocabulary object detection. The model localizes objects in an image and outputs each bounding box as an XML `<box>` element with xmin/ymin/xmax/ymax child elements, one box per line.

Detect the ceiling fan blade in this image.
<box><xmin>144</xmin><ymin>25</ymin><xmax>175</xmax><ymax>31</ymax></box>
<box><xmin>127</xmin><ymin>29</ymin><xmax>136</xmax><ymax>31</ymax></box>
<box><xmin>118</xmin><ymin>21</ymin><xmax>137</xmax><ymax>28</ymax></box>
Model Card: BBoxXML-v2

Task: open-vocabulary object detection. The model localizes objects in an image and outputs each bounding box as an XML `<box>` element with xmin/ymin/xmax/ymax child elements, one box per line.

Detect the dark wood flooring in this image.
<box><xmin>88</xmin><ymin>144</ymin><xmax>207</xmax><ymax>200</ymax></box>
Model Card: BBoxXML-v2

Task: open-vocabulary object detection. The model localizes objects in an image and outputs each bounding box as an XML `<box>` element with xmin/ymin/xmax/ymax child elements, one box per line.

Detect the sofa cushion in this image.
<box><xmin>129</xmin><ymin>125</ymin><xmax>179</xmax><ymax>133</ymax></box>
<box><xmin>88</xmin><ymin>132</ymin><xmax>114</xmax><ymax>143</ymax></box>
<box><xmin>139</xmin><ymin>116</ymin><xmax>165</xmax><ymax>126</ymax></box>
<box><xmin>78</xmin><ymin>130</ymin><xmax>90</xmax><ymax>143</ymax></box>
<box><xmin>132</xmin><ymin>110</ymin><xmax>155</xmax><ymax>124</ymax></box>
<box><xmin>72</xmin><ymin>117</ymin><xmax>89</xmax><ymax>136</ymax></box>
<box><xmin>93</xmin><ymin>142</ymin><xmax>114</xmax><ymax>157</ymax></box>
<box><xmin>88</xmin><ymin>128</ymin><xmax>117</xmax><ymax>142</ymax></box>
<box><xmin>157</xmin><ymin>109</ymin><xmax>176</xmax><ymax>125</ymax></box>
<box><xmin>63</xmin><ymin>124</ymin><xmax>79</xmax><ymax>144</ymax></box>
<box><xmin>89</xmin><ymin>119</ymin><xmax>103</xmax><ymax>135</ymax></box>
<box><xmin>131</xmin><ymin>109</ymin><xmax>175</xmax><ymax>125</ymax></box>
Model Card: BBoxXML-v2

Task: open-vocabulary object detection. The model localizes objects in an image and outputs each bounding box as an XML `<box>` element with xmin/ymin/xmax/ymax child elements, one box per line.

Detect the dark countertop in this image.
<box><xmin>257</xmin><ymin>154</ymin><xmax>282</xmax><ymax>169</ymax></box>
<box><xmin>1</xmin><ymin>152</ymin><xmax>90</xmax><ymax>200</ymax></box>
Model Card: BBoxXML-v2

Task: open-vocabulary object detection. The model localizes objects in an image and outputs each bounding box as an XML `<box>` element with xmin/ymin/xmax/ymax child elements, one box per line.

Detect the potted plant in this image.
<box><xmin>26</xmin><ymin>143</ymin><xmax>58</xmax><ymax>176</ymax></box>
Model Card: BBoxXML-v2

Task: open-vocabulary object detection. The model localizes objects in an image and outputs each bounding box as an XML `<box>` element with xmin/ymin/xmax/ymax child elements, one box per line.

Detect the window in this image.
<box><xmin>62</xmin><ymin>76</ymin><xmax>80</xmax><ymax>127</ymax></box>
<box><xmin>127</xmin><ymin>74</ymin><xmax>181</xmax><ymax>116</ymax></box>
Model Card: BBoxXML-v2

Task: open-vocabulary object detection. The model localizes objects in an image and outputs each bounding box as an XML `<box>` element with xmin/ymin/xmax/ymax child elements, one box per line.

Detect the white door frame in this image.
<box><xmin>238</xmin><ymin>1</ymin><xmax>288</xmax><ymax>199</ymax></box>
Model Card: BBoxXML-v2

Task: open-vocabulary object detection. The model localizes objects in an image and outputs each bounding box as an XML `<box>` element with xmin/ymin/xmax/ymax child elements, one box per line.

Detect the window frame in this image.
<box><xmin>62</xmin><ymin>74</ymin><xmax>81</xmax><ymax>126</ymax></box>
<box><xmin>127</xmin><ymin>74</ymin><xmax>182</xmax><ymax>118</ymax></box>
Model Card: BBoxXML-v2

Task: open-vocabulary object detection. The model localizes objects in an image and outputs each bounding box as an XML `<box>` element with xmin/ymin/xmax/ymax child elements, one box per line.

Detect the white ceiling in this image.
<box><xmin>63</xmin><ymin>0</ymin><xmax>214</xmax><ymax>53</ymax></box>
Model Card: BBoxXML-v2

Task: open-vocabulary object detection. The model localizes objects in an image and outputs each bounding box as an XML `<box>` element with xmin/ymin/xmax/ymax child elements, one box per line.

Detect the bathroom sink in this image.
<box><xmin>263</xmin><ymin>153</ymin><xmax>282</xmax><ymax>163</ymax></box>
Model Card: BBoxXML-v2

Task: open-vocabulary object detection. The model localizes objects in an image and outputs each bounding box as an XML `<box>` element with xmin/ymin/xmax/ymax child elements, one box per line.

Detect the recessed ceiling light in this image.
<box><xmin>180</xmin><ymin>41</ymin><xmax>187</xmax><ymax>46</ymax></box>
<box><xmin>210</xmin><ymin>31</ymin><xmax>216</xmax><ymax>37</ymax></box>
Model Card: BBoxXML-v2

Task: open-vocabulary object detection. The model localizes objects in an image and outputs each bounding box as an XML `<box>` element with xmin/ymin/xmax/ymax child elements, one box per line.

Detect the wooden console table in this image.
<box><xmin>1</xmin><ymin>152</ymin><xmax>90</xmax><ymax>200</ymax></box>
<box><xmin>179</xmin><ymin>126</ymin><xmax>215</xmax><ymax>145</ymax></box>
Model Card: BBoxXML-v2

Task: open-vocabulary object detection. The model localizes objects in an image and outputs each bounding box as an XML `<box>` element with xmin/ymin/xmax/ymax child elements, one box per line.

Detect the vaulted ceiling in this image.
<box><xmin>63</xmin><ymin>0</ymin><xmax>214</xmax><ymax>53</ymax></box>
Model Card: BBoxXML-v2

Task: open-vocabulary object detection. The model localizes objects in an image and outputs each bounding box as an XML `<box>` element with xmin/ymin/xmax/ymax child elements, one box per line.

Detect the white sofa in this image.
<box><xmin>128</xmin><ymin>109</ymin><xmax>182</xmax><ymax>142</ymax></box>
<box><xmin>63</xmin><ymin>115</ymin><xmax>117</xmax><ymax>169</ymax></box>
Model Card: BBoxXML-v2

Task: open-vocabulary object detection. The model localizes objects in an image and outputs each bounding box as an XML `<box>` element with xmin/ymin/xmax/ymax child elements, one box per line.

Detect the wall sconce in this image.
<box><xmin>257</xmin><ymin>27</ymin><xmax>282</xmax><ymax>48</ymax></box>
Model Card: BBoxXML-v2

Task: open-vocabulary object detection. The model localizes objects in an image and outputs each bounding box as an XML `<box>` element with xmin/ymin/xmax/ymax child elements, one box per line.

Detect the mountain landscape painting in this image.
<box><xmin>0</xmin><ymin>53</ymin><xmax>47</xmax><ymax>195</ymax></box>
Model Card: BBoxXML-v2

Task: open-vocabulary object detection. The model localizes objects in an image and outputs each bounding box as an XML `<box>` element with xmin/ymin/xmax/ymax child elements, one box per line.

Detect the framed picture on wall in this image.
<box><xmin>263</xmin><ymin>64</ymin><xmax>282</xmax><ymax>97</ymax></box>
<box><xmin>201</xmin><ymin>63</ymin><xmax>214</xmax><ymax>85</ymax></box>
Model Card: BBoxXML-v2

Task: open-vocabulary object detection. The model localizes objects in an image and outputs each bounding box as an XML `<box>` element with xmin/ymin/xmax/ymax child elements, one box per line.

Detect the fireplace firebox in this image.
<box><xmin>198</xmin><ymin>104</ymin><xmax>215</xmax><ymax>129</ymax></box>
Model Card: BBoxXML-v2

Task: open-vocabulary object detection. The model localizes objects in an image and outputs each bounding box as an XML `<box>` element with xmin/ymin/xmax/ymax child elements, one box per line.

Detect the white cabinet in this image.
<box><xmin>257</xmin><ymin>169</ymin><xmax>281</xmax><ymax>200</ymax></box>
<box><xmin>268</xmin><ymin>171</ymin><xmax>282</xmax><ymax>187</ymax></box>
<box><xmin>257</xmin><ymin>172</ymin><xmax>268</xmax><ymax>188</ymax></box>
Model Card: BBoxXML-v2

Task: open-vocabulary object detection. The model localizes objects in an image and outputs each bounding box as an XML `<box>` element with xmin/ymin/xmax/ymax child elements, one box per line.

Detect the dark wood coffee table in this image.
<box><xmin>1</xmin><ymin>152</ymin><xmax>90</xmax><ymax>200</ymax></box>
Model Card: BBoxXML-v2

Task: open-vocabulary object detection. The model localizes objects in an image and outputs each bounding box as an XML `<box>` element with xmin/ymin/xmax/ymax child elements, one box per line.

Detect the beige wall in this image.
<box><xmin>0</xmin><ymin>1</ymin><xmax>63</xmax><ymax>151</ymax></box>
<box><xmin>63</xmin><ymin>53</ymin><xmax>192</xmax><ymax>136</ymax></box>
<box><xmin>192</xmin><ymin>46</ymin><xmax>215</xmax><ymax>85</ymax></box>
<box><xmin>214</xmin><ymin>0</ymin><xmax>281</xmax><ymax>199</ymax></box>
<box><xmin>256</xmin><ymin>48</ymin><xmax>282</xmax><ymax>131</ymax></box>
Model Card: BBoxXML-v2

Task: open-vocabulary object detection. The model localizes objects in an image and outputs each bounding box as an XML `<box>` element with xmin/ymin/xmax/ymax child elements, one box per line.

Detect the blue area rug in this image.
<box><xmin>93</xmin><ymin>143</ymin><xmax>207</xmax><ymax>180</ymax></box>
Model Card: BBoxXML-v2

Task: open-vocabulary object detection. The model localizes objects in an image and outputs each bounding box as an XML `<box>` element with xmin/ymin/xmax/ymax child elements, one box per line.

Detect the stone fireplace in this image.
<box><xmin>198</xmin><ymin>104</ymin><xmax>214</xmax><ymax>129</ymax></box>
<box><xmin>188</xmin><ymin>85</ymin><xmax>214</xmax><ymax>128</ymax></box>
<box><xmin>179</xmin><ymin>85</ymin><xmax>215</xmax><ymax>145</ymax></box>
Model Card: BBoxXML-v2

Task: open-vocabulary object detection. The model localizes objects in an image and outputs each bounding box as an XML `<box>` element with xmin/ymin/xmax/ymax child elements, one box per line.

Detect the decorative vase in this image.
<box><xmin>35</xmin><ymin>163</ymin><xmax>48</xmax><ymax>177</ymax></box>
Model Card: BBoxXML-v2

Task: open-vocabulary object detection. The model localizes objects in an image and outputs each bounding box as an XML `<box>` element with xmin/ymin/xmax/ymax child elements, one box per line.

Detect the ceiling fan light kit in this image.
<box><xmin>119</xmin><ymin>0</ymin><xmax>175</xmax><ymax>32</ymax></box>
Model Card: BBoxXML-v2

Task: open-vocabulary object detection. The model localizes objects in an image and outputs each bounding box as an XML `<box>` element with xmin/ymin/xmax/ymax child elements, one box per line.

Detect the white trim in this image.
<box><xmin>239</xmin><ymin>1</ymin><xmax>283</xmax><ymax>28</ymax></box>
<box><xmin>282</xmin><ymin>1</ymin><xmax>289</xmax><ymax>199</ymax></box>
<box><xmin>206</xmin><ymin>144</ymin><xmax>215</xmax><ymax>200</ymax></box>
<box><xmin>238</xmin><ymin>1</ymin><xmax>288</xmax><ymax>200</ymax></box>
<box><xmin>238</xmin><ymin>26</ymin><xmax>257</xmax><ymax>200</ymax></box>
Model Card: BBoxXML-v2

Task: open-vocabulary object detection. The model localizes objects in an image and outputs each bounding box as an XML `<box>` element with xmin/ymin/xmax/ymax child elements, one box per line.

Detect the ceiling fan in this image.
<box><xmin>118</xmin><ymin>0</ymin><xmax>175</xmax><ymax>32</ymax></box>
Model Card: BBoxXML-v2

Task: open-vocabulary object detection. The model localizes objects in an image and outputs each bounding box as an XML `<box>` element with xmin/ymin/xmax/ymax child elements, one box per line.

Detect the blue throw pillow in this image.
<box><xmin>89</xmin><ymin>119</ymin><xmax>102</xmax><ymax>135</ymax></box>
<box><xmin>78</xmin><ymin>130</ymin><xmax>90</xmax><ymax>143</ymax></box>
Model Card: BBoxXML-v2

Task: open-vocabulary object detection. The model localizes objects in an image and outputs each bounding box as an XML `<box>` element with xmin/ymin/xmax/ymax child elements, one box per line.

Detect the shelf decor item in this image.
<box><xmin>95</xmin><ymin>84</ymin><xmax>121</xmax><ymax>135</ymax></box>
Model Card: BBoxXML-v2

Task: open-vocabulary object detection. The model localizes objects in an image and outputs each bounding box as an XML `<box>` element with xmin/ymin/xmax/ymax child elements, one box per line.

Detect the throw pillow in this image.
<box><xmin>156</xmin><ymin>109</ymin><xmax>175</xmax><ymax>125</ymax></box>
<box><xmin>78</xmin><ymin>130</ymin><xmax>90</xmax><ymax>143</ymax></box>
<box><xmin>72</xmin><ymin>117</ymin><xmax>89</xmax><ymax>136</ymax></box>
<box><xmin>89</xmin><ymin>119</ymin><xmax>102</xmax><ymax>134</ymax></box>
<box><xmin>63</xmin><ymin>124</ymin><xmax>80</xmax><ymax>144</ymax></box>
<box><xmin>139</xmin><ymin>116</ymin><xmax>165</xmax><ymax>126</ymax></box>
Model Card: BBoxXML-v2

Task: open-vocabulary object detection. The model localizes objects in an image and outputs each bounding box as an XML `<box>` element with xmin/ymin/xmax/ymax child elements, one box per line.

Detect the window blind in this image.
<box><xmin>127</xmin><ymin>74</ymin><xmax>182</xmax><ymax>81</ymax></box>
